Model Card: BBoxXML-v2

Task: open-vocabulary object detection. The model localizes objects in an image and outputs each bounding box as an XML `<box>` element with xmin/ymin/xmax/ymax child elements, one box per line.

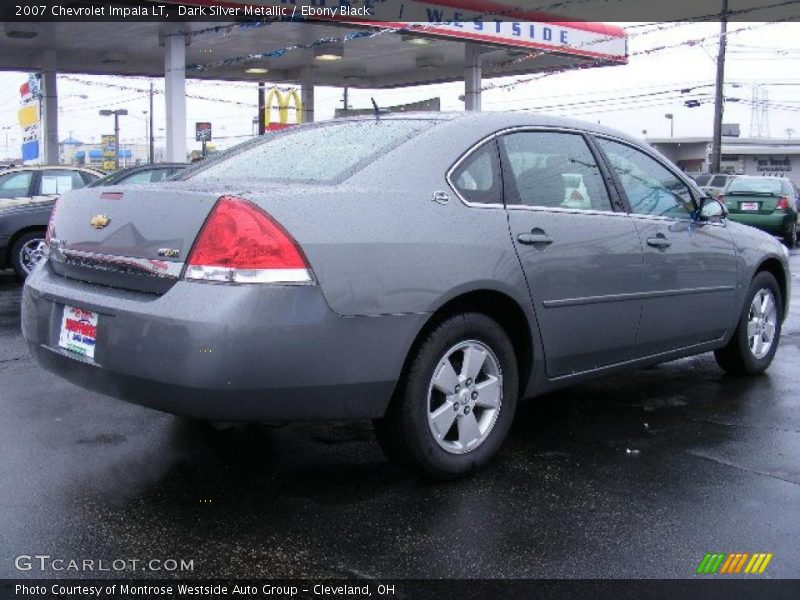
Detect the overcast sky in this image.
<box><xmin>1</xmin><ymin>20</ymin><xmax>799</xmax><ymax>159</ymax></box>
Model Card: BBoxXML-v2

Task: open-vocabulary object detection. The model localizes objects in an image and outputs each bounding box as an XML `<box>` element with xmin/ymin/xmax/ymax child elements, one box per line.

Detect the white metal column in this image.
<box><xmin>301</xmin><ymin>67</ymin><xmax>315</xmax><ymax>124</ymax></box>
<box><xmin>164</xmin><ymin>25</ymin><xmax>187</xmax><ymax>162</ymax></box>
<box><xmin>40</xmin><ymin>50</ymin><xmax>59</xmax><ymax>164</ymax></box>
<box><xmin>464</xmin><ymin>44</ymin><xmax>482</xmax><ymax>112</ymax></box>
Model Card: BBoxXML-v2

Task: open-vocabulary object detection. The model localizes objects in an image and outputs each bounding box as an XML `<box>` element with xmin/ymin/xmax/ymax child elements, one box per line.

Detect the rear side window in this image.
<box><xmin>694</xmin><ymin>175</ymin><xmax>711</xmax><ymax>186</ymax></box>
<box><xmin>450</xmin><ymin>140</ymin><xmax>502</xmax><ymax>204</ymax></box>
<box><xmin>191</xmin><ymin>120</ymin><xmax>433</xmax><ymax>184</ymax></box>
<box><xmin>500</xmin><ymin>131</ymin><xmax>613</xmax><ymax>212</ymax></box>
<box><xmin>40</xmin><ymin>170</ymin><xmax>88</xmax><ymax>195</ymax></box>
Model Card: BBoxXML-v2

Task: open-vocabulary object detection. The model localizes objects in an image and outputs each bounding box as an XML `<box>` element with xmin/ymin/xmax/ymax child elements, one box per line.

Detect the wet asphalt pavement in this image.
<box><xmin>1</xmin><ymin>255</ymin><xmax>800</xmax><ymax>580</ymax></box>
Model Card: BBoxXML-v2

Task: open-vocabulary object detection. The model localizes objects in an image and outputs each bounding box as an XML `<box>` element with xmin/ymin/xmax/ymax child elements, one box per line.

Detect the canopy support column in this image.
<box><xmin>164</xmin><ymin>25</ymin><xmax>187</xmax><ymax>162</ymax></box>
<box><xmin>464</xmin><ymin>43</ymin><xmax>482</xmax><ymax>112</ymax></box>
<box><xmin>40</xmin><ymin>50</ymin><xmax>58</xmax><ymax>164</ymax></box>
<box><xmin>301</xmin><ymin>68</ymin><xmax>315</xmax><ymax>124</ymax></box>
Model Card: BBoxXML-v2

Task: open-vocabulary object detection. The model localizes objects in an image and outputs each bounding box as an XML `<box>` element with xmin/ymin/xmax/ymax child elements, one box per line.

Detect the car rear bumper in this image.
<box><xmin>727</xmin><ymin>212</ymin><xmax>794</xmax><ymax>235</ymax></box>
<box><xmin>22</xmin><ymin>263</ymin><xmax>425</xmax><ymax>421</ymax></box>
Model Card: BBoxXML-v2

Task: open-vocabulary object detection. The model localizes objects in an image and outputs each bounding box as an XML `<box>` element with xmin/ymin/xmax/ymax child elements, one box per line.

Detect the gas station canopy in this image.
<box><xmin>0</xmin><ymin>0</ymin><xmax>627</xmax><ymax>162</ymax></box>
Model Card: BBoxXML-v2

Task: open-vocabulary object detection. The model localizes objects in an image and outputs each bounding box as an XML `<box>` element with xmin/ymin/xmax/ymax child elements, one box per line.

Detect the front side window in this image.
<box><xmin>596</xmin><ymin>138</ymin><xmax>694</xmax><ymax>219</ymax></box>
<box><xmin>499</xmin><ymin>131</ymin><xmax>613</xmax><ymax>212</ymax></box>
<box><xmin>450</xmin><ymin>140</ymin><xmax>501</xmax><ymax>204</ymax></box>
<box><xmin>190</xmin><ymin>119</ymin><xmax>434</xmax><ymax>184</ymax></box>
<box><xmin>0</xmin><ymin>171</ymin><xmax>33</xmax><ymax>198</ymax></box>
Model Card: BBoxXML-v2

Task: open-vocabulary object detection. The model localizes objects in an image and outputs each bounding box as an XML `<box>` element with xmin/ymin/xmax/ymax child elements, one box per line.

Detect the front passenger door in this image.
<box><xmin>594</xmin><ymin>137</ymin><xmax>738</xmax><ymax>356</ymax></box>
<box><xmin>501</xmin><ymin>130</ymin><xmax>644</xmax><ymax>377</ymax></box>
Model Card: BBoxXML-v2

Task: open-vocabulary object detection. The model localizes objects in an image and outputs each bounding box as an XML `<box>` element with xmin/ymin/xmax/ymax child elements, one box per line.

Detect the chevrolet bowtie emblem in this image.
<box><xmin>90</xmin><ymin>214</ymin><xmax>111</xmax><ymax>229</ymax></box>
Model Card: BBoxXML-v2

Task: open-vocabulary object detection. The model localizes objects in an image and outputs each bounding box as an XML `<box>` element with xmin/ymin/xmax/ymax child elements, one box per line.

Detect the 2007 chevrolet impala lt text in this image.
<box><xmin>21</xmin><ymin>113</ymin><xmax>790</xmax><ymax>478</ymax></box>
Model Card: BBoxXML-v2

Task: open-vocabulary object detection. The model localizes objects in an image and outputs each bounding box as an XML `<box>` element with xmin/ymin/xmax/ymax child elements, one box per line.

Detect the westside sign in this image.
<box><xmin>159</xmin><ymin>0</ymin><xmax>627</xmax><ymax>62</ymax></box>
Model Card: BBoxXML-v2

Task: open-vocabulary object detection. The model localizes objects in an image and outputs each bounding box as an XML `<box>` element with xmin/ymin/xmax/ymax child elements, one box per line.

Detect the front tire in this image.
<box><xmin>714</xmin><ymin>271</ymin><xmax>782</xmax><ymax>375</ymax></box>
<box><xmin>374</xmin><ymin>312</ymin><xmax>518</xmax><ymax>480</ymax></box>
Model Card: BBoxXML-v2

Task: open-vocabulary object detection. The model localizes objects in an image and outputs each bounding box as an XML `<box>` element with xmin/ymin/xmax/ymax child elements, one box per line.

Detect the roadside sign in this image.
<box><xmin>195</xmin><ymin>122</ymin><xmax>212</xmax><ymax>142</ymax></box>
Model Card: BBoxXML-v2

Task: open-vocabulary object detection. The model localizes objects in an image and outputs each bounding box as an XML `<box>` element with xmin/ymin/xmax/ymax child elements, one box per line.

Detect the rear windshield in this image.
<box><xmin>189</xmin><ymin>119</ymin><xmax>433</xmax><ymax>184</ymax></box>
<box><xmin>726</xmin><ymin>177</ymin><xmax>784</xmax><ymax>195</ymax></box>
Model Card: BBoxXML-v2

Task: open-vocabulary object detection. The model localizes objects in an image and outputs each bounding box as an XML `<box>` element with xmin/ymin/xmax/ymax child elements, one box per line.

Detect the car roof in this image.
<box><xmin>336</xmin><ymin>110</ymin><xmax>647</xmax><ymax>146</ymax></box>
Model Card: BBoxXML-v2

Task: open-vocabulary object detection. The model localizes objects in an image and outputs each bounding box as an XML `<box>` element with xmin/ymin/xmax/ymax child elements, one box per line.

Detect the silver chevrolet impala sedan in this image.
<box><xmin>22</xmin><ymin>113</ymin><xmax>790</xmax><ymax>479</ymax></box>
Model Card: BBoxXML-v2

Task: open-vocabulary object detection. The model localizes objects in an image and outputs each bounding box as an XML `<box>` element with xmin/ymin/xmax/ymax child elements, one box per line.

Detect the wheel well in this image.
<box><xmin>756</xmin><ymin>258</ymin><xmax>787</xmax><ymax>311</ymax></box>
<box><xmin>6</xmin><ymin>226</ymin><xmax>47</xmax><ymax>265</ymax></box>
<box><xmin>399</xmin><ymin>290</ymin><xmax>534</xmax><ymax>397</ymax></box>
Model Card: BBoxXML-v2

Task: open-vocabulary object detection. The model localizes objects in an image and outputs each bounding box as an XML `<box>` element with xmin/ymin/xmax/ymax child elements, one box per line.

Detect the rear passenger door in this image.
<box><xmin>593</xmin><ymin>136</ymin><xmax>737</xmax><ymax>355</ymax></box>
<box><xmin>499</xmin><ymin>129</ymin><xmax>644</xmax><ymax>378</ymax></box>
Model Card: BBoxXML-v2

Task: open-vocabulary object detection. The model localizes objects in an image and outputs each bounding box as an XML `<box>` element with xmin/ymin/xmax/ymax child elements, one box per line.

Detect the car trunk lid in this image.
<box><xmin>47</xmin><ymin>182</ymin><xmax>277</xmax><ymax>293</ymax></box>
<box><xmin>723</xmin><ymin>192</ymin><xmax>780</xmax><ymax>215</ymax></box>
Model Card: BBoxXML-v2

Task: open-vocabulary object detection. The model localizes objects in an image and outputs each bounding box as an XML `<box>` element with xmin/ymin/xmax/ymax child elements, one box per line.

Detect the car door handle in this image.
<box><xmin>517</xmin><ymin>230</ymin><xmax>553</xmax><ymax>245</ymax></box>
<box><xmin>646</xmin><ymin>236</ymin><xmax>671</xmax><ymax>248</ymax></box>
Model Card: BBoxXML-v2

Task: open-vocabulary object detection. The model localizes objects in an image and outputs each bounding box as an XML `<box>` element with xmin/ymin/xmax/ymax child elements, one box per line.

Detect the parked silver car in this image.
<box><xmin>22</xmin><ymin>113</ymin><xmax>790</xmax><ymax>478</ymax></box>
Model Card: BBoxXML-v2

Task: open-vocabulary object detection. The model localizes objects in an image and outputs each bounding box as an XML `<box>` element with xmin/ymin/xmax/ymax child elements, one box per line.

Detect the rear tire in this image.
<box><xmin>714</xmin><ymin>271</ymin><xmax>782</xmax><ymax>375</ymax></box>
<box><xmin>10</xmin><ymin>230</ymin><xmax>47</xmax><ymax>280</ymax></box>
<box><xmin>783</xmin><ymin>220</ymin><xmax>797</xmax><ymax>248</ymax></box>
<box><xmin>374</xmin><ymin>312</ymin><xmax>518</xmax><ymax>480</ymax></box>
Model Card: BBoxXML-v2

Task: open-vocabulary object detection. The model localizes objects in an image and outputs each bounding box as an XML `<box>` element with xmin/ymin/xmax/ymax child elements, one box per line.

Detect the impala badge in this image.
<box><xmin>90</xmin><ymin>214</ymin><xmax>111</xmax><ymax>229</ymax></box>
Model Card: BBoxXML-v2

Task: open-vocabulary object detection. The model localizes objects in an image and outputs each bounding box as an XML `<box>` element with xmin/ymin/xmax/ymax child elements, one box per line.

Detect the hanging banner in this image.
<box><xmin>18</xmin><ymin>75</ymin><xmax>40</xmax><ymax>162</ymax></box>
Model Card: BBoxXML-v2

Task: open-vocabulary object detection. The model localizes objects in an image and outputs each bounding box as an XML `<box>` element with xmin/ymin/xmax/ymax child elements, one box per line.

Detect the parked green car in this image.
<box><xmin>720</xmin><ymin>176</ymin><xmax>800</xmax><ymax>248</ymax></box>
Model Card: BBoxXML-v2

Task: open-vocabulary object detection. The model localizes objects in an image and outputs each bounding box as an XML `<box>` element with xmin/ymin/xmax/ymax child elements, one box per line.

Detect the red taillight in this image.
<box><xmin>45</xmin><ymin>199</ymin><xmax>59</xmax><ymax>244</ymax></box>
<box><xmin>184</xmin><ymin>195</ymin><xmax>311</xmax><ymax>284</ymax></box>
<box><xmin>776</xmin><ymin>197</ymin><xmax>790</xmax><ymax>210</ymax></box>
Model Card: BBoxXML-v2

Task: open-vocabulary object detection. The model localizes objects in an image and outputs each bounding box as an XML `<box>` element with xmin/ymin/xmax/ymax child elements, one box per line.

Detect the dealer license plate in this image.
<box><xmin>58</xmin><ymin>305</ymin><xmax>98</xmax><ymax>359</ymax></box>
<box><xmin>740</xmin><ymin>202</ymin><xmax>759</xmax><ymax>211</ymax></box>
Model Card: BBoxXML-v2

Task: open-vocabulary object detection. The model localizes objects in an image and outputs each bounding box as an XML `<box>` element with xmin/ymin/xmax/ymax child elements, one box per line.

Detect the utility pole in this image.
<box><xmin>148</xmin><ymin>81</ymin><xmax>154</xmax><ymax>163</ymax></box>
<box><xmin>343</xmin><ymin>86</ymin><xmax>349</xmax><ymax>114</ymax></box>
<box><xmin>710</xmin><ymin>0</ymin><xmax>728</xmax><ymax>173</ymax></box>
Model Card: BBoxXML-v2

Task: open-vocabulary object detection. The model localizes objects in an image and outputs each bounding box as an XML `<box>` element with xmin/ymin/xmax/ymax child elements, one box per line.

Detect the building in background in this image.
<box><xmin>649</xmin><ymin>135</ymin><xmax>800</xmax><ymax>184</ymax></box>
<box><xmin>59</xmin><ymin>139</ymin><xmax>161</xmax><ymax>169</ymax></box>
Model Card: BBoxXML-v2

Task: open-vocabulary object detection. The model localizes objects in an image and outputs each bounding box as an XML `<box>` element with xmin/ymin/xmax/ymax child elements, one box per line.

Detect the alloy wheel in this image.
<box><xmin>427</xmin><ymin>340</ymin><xmax>503</xmax><ymax>454</ymax></box>
<box><xmin>747</xmin><ymin>288</ymin><xmax>777</xmax><ymax>359</ymax></box>
<box><xmin>19</xmin><ymin>238</ymin><xmax>47</xmax><ymax>275</ymax></box>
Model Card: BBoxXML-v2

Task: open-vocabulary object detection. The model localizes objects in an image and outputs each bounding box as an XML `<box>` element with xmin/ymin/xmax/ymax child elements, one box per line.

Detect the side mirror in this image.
<box><xmin>698</xmin><ymin>197</ymin><xmax>728</xmax><ymax>221</ymax></box>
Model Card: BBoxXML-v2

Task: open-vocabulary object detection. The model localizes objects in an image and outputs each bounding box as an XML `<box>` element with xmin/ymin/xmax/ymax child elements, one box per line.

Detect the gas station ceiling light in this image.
<box><xmin>416</xmin><ymin>54</ymin><xmax>444</xmax><ymax>70</ymax></box>
<box><xmin>402</xmin><ymin>35</ymin><xmax>431</xmax><ymax>46</ymax></box>
<box><xmin>245</xmin><ymin>67</ymin><xmax>269</xmax><ymax>74</ymax></box>
<box><xmin>314</xmin><ymin>42</ymin><xmax>344</xmax><ymax>61</ymax></box>
<box><xmin>4</xmin><ymin>23</ymin><xmax>40</xmax><ymax>39</ymax></box>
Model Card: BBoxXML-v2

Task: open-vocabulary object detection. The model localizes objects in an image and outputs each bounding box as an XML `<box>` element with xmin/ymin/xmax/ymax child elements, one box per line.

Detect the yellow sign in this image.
<box><xmin>264</xmin><ymin>88</ymin><xmax>302</xmax><ymax>127</ymax></box>
<box><xmin>101</xmin><ymin>134</ymin><xmax>116</xmax><ymax>171</ymax></box>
